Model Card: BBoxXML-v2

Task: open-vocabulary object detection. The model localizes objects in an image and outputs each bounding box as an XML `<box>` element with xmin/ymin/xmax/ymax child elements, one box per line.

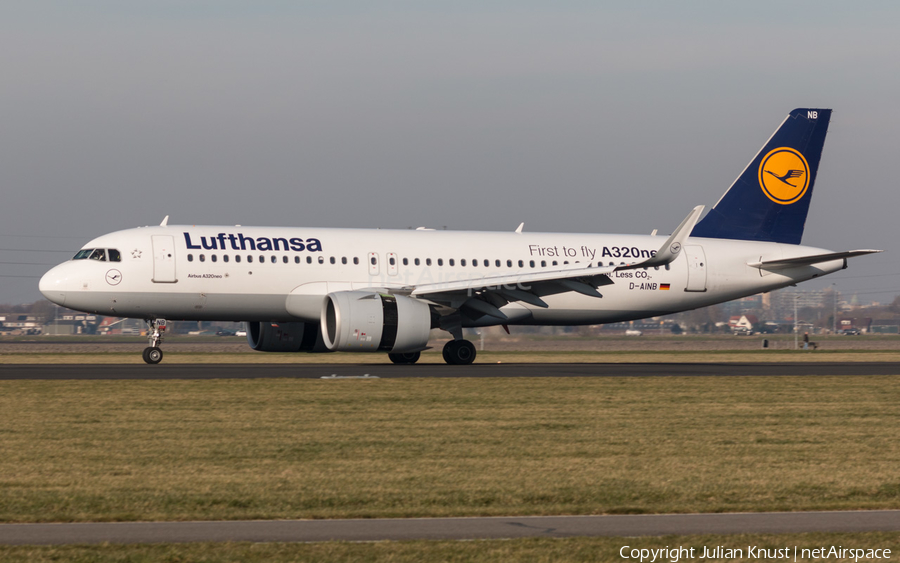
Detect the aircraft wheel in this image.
<box><xmin>443</xmin><ymin>340</ymin><xmax>476</xmax><ymax>365</ymax></box>
<box><xmin>143</xmin><ymin>347</ymin><xmax>163</xmax><ymax>365</ymax></box>
<box><xmin>388</xmin><ymin>351</ymin><xmax>420</xmax><ymax>365</ymax></box>
<box><xmin>442</xmin><ymin>342</ymin><xmax>453</xmax><ymax>364</ymax></box>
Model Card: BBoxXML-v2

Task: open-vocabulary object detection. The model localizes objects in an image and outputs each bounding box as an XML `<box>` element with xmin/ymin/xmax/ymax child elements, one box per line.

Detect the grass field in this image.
<box><xmin>1</xmin><ymin>375</ymin><xmax>899</xmax><ymax>523</ymax></box>
<box><xmin>1</xmin><ymin>533</ymin><xmax>898</xmax><ymax>562</ymax></box>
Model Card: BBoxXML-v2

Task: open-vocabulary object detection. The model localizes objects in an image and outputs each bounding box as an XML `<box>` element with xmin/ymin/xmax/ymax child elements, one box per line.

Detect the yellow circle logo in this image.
<box><xmin>758</xmin><ymin>147</ymin><xmax>810</xmax><ymax>205</ymax></box>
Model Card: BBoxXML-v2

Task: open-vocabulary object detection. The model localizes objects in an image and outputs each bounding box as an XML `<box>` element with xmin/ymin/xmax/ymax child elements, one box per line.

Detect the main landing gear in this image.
<box><xmin>442</xmin><ymin>340</ymin><xmax>476</xmax><ymax>365</ymax></box>
<box><xmin>142</xmin><ymin>319</ymin><xmax>167</xmax><ymax>365</ymax></box>
<box><xmin>388</xmin><ymin>351</ymin><xmax>421</xmax><ymax>365</ymax></box>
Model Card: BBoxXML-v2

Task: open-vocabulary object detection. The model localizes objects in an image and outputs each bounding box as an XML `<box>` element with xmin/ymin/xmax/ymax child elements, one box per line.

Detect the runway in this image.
<box><xmin>1</xmin><ymin>510</ymin><xmax>899</xmax><ymax>545</ymax></box>
<box><xmin>1</xmin><ymin>362</ymin><xmax>900</xmax><ymax>380</ymax></box>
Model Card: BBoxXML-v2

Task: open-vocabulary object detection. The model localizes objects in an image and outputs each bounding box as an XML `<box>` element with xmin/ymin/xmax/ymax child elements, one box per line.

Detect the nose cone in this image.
<box><xmin>39</xmin><ymin>264</ymin><xmax>69</xmax><ymax>306</ymax></box>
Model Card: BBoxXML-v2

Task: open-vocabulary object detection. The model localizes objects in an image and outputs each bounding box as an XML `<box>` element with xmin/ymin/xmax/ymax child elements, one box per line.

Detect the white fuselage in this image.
<box><xmin>39</xmin><ymin>225</ymin><xmax>844</xmax><ymax>327</ymax></box>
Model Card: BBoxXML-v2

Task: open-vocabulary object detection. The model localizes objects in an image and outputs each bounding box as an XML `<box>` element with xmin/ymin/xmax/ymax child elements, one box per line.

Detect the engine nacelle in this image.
<box><xmin>245</xmin><ymin>321</ymin><xmax>325</xmax><ymax>352</ymax></box>
<box><xmin>321</xmin><ymin>291</ymin><xmax>431</xmax><ymax>353</ymax></box>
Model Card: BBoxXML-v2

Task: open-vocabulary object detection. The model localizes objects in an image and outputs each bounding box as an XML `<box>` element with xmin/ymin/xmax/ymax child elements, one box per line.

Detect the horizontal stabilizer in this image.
<box><xmin>749</xmin><ymin>249</ymin><xmax>882</xmax><ymax>269</ymax></box>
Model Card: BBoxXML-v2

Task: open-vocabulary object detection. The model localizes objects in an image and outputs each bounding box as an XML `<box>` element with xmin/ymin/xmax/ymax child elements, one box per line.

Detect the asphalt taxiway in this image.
<box><xmin>1</xmin><ymin>362</ymin><xmax>900</xmax><ymax>380</ymax></box>
<box><xmin>1</xmin><ymin>510</ymin><xmax>899</xmax><ymax>545</ymax></box>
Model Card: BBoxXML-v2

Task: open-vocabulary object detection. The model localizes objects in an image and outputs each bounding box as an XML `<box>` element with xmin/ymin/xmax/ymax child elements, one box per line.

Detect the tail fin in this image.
<box><xmin>691</xmin><ymin>108</ymin><xmax>831</xmax><ymax>244</ymax></box>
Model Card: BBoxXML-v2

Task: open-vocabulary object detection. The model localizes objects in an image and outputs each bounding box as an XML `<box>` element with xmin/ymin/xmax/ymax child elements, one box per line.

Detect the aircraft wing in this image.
<box><xmin>406</xmin><ymin>206</ymin><xmax>705</xmax><ymax>319</ymax></box>
<box><xmin>748</xmin><ymin>249</ymin><xmax>883</xmax><ymax>269</ymax></box>
<box><xmin>409</xmin><ymin>263</ymin><xmax>616</xmax><ymax>298</ymax></box>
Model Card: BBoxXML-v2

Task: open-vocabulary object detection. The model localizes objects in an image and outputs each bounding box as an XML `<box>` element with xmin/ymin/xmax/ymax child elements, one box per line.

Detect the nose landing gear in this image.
<box><xmin>142</xmin><ymin>319</ymin><xmax>166</xmax><ymax>364</ymax></box>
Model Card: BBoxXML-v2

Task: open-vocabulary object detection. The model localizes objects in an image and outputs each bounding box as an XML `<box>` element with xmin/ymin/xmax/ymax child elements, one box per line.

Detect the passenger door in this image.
<box><xmin>684</xmin><ymin>245</ymin><xmax>707</xmax><ymax>292</ymax></box>
<box><xmin>152</xmin><ymin>235</ymin><xmax>177</xmax><ymax>283</ymax></box>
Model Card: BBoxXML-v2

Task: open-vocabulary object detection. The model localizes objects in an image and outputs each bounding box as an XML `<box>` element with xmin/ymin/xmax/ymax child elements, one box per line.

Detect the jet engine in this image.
<box><xmin>245</xmin><ymin>321</ymin><xmax>325</xmax><ymax>352</ymax></box>
<box><xmin>321</xmin><ymin>291</ymin><xmax>432</xmax><ymax>353</ymax></box>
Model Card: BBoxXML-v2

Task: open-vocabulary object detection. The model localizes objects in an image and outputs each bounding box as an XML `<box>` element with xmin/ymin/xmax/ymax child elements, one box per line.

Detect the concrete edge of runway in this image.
<box><xmin>1</xmin><ymin>510</ymin><xmax>899</xmax><ymax>545</ymax></box>
<box><xmin>2</xmin><ymin>362</ymin><xmax>900</xmax><ymax>380</ymax></box>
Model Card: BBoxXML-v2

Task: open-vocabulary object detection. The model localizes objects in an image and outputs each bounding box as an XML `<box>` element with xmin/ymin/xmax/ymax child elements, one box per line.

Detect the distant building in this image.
<box><xmin>44</xmin><ymin>313</ymin><xmax>99</xmax><ymax>335</ymax></box>
<box><xmin>728</xmin><ymin>314</ymin><xmax>759</xmax><ymax>332</ymax></box>
<box><xmin>767</xmin><ymin>288</ymin><xmax>839</xmax><ymax>321</ymax></box>
<box><xmin>870</xmin><ymin>320</ymin><xmax>900</xmax><ymax>334</ymax></box>
<box><xmin>0</xmin><ymin>313</ymin><xmax>42</xmax><ymax>334</ymax></box>
<box><xmin>839</xmin><ymin>317</ymin><xmax>873</xmax><ymax>333</ymax></box>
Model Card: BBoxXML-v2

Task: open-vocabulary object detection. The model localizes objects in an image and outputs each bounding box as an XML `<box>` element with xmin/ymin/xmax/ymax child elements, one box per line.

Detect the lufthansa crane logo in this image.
<box><xmin>105</xmin><ymin>269</ymin><xmax>122</xmax><ymax>286</ymax></box>
<box><xmin>758</xmin><ymin>147</ymin><xmax>810</xmax><ymax>205</ymax></box>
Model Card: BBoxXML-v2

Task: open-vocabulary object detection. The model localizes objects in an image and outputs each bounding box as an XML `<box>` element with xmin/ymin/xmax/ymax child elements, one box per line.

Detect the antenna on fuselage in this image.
<box><xmin>515</xmin><ymin>222</ymin><xmax>524</xmax><ymax>234</ymax></box>
<box><xmin>160</xmin><ymin>215</ymin><xmax>169</xmax><ymax>227</ymax></box>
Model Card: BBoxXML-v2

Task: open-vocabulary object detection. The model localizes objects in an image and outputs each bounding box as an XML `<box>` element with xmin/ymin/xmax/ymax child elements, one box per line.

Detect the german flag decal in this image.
<box><xmin>660</xmin><ymin>284</ymin><xmax>671</xmax><ymax>290</ymax></box>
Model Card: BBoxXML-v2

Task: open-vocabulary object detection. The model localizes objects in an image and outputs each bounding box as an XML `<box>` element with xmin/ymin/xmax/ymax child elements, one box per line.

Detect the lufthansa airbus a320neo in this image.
<box><xmin>40</xmin><ymin>109</ymin><xmax>880</xmax><ymax>365</ymax></box>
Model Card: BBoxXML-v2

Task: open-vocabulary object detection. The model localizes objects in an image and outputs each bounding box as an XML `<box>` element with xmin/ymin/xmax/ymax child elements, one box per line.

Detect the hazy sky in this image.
<box><xmin>2</xmin><ymin>1</ymin><xmax>898</xmax><ymax>305</ymax></box>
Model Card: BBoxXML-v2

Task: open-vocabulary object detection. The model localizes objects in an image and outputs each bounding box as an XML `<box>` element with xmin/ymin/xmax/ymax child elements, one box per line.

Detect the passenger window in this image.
<box><xmin>199</xmin><ymin>254</ymin><xmax>206</xmax><ymax>262</ymax></box>
<box><xmin>248</xmin><ymin>256</ymin><xmax>253</xmax><ymax>263</ymax></box>
<box><xmin>665</xmin><ymin>264</ymin><xmax>670</xmax><ymax>271</ymax></box>
<box><xmin>541</xmin><ymin>260</ymin><xmax>546</xmax><ymax>267</ymax></box>
<box><xmin>529</xmin><ymin>260</ymin><xmax>535</xmax><ymax>268</ymax></box>
<box><xmin>270</xmin><ymin>256</ymin><xmax>276</xmax><ymax>264</ymax></box>
<box><xmin>259</xmin><ymin>255</ymin><xmax>264</xmax><ymax>263</ymax></box>
<box><xmin>460</xmin><ymin>259</ymin><xmax>466</xmax><ymax>266</ymax></box>
<box><xmin>370</xmin><ymin>256</ymin><xmax>376</xmax><ymax>265</ymax></box>
<box><xmin>235</xmin><ymin>255</ymin><xmax>241</xmax><ymax>263</ymax></box>
<box><xmin>318</xmin><ymin>256</ymin><xmax>325</xmax><ymax>264</ymax></box>
<box><xmin>426</xmin><ymin>258</ymin><xmax>432</xmax><ymax>266</ymax></box>
<box><xmin>471</xmin><ymin>259</ymin><xmax>476</xmax><ymax>267</ymax></box>
<box><xmin>402</xmin><ymin>258</ymin><xmax>408</xmax><ymax>266</ymax></box>
<box><xmin>307</xmin><ymin>256</ymin><xmax>312</xmax><ymax>264</ymax></box>
<box><xmin>295</xmin><ymin>256</ymin><xmax>300</xmax><ymax>264</ymax></box>
<box><xmin>330</xmin><ymin>257</ymin><xmax>336</xmax><ymax>264</ymax></box>
<box><xmin>223</xmin><ymin>255</ymin><xmax>229</xmax><ymax>263</ymax></box>
<box><xmin>211</xmin><ymin>255</ymin><xmax>217</xmax><ymax>263</ymax></box>
<box><xmin>507</xmin><ymin>260</ymin><xmax>512</xmax><ymax>267</ymax></box>
<box><xmin>518</xmin><ymin>260</ymin><xmax>524</xmax><ymax>268</ymax></box>
<box><xmin>389</xmin><ymin>257</ymin><xmax>395</xmax><ymax>266</ymax></box>
<box><xmin>484</xmin><ymin>260</ymin><xmax>489</xmax><ymax>267</ymax></box>
<box><xmin>553</xmin><ymin>261</ymin><xmax>558</xmax><ymax>266</ymax></box>
<box><xmin>353</xmin><ymin>257</ymin><xmax>359</xmax><ymax>265</ymax></box>
<box><xmin>187</xmin><ymin>254</ymin><xmax>193</xmax><ymax>262</ymax></box>
<box><xmin>283</xmin><ymin>256</ymin><xmax>288</xmax><ymax>264</ymax></box>
<box><xmin>342</xmin><ymin>257</ymin><xmax>347</xmax><ymax>264</ymax></box>
<box><xmin>73</xmin><ymin>249</ymin><xmax>93</xmax><ymax>260</ymax></box>
<box><xmin>449</xmin><ymin>259</ymin><xmax>455</xmax><ymax>266</ymax></box>
<box><xmin>89</xmin><ymin>249</ymin><xmax>106</xmax><ymax>261</ymax></box>
<box><xmin>495</xmin><ymin>260</ymin><xmax>500</xmax><ymax>267</ymax></box>
<box><xmin>437</xmin><ymin>259</ymin><xmax>443</xmax><ymax>266</ymax></box>
<box><xmin>415</xmin><ymin>258</ymin><xmax>420</xmax><ymax>266</ymax></box>
<box><xmin>108</xmin><ymin>249</ymin><xmax>121</xmax><ymax>262</ymax></box>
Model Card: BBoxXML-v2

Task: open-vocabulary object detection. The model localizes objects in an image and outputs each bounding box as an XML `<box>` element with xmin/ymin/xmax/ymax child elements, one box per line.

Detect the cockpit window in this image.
<box><xmin>73</xmin><ymin>249</ymin><xmax>93</xmax><ymax>260</ymax></box>
<box><xmin>108</xmin><ymin>249</ymin><xmax>121</xmax><ymax>262</ymax></box>
<box><xmin>89</xmin><ymin>249</ymin><xmax>106</xmax><ymax>261</ymax></box>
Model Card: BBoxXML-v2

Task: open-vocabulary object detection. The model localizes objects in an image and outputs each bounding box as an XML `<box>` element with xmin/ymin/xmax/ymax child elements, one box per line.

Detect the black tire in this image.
<box><xmin>443</xmin><ymin>340</ymin><xmax>476</xmax><ymax>365</ymax></box>
<box><xmin>442</xmin><ymin>341</ymin><xmax>454</xmax><ymax>364</ymax></box>
<box><xmin>388</xmin><ymin>351</ymin><xmax>420</xmax><ymax>365</ymax></box>
<box><xmin>143</xmin><ymin>347</ymin><xmax>163</xmax><ymax>364</ymax></box>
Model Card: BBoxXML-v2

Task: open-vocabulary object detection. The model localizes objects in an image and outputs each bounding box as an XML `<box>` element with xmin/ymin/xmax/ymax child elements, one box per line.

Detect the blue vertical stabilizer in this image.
<box><xmin>691</xmin><ymin>108</ymin><xmax>831</xmax><ymax>244</ymax></box>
